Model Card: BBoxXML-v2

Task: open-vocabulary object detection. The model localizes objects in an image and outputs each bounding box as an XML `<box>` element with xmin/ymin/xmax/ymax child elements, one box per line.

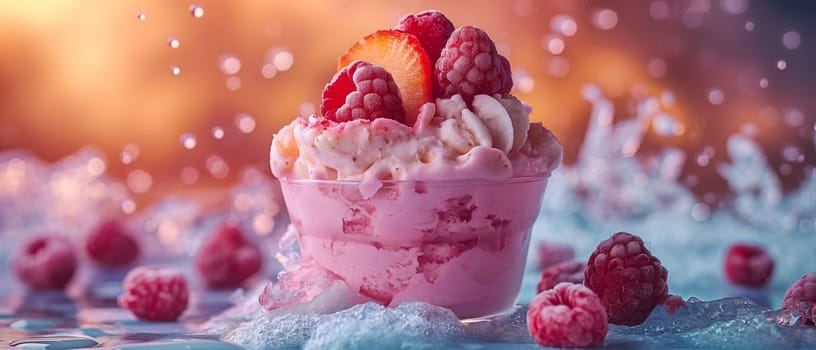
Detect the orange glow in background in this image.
<box><xmin>0</xmin><ymin>1</ymin><xmax>813</xmax><ymax>207</ymax></box>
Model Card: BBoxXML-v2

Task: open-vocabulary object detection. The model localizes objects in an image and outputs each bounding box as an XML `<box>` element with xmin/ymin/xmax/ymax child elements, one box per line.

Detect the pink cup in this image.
<box><xmin>280</xmin><ymin>175</ymin><xmax>549</xmax><ymax>318</ymax></box>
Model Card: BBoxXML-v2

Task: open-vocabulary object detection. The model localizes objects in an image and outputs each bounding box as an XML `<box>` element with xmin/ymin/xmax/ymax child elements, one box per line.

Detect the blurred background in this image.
<box><xmin>0</xmin><ymin>0</ymin><xmax>813</xmax><ymax>209</ymax></box>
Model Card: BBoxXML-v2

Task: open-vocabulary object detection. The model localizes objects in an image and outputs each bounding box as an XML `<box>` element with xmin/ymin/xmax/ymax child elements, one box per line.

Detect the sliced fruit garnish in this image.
<box><xmin>339</xmin><ymin>30</ymin><xmax>432</xmax><ymax>126</ymax></box>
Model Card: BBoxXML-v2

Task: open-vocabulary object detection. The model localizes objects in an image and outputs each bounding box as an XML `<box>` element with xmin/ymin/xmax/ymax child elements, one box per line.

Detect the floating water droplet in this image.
<box><xmin>707</xmin><ymin>88</ymin><xmax>725</xmax><ymax>105</ymax></box>
<box><xmin>691</xmin><ymin>203</ymin><xmax>711</xmax><ymax>221</ymax></box>
<box><xmin>180</xmin><ymin>133</ymin><xmax>197</xmax><ymax>150</ymax></box>
<box><xmin>269</xmin><ymin>49</ymin><xmax>294</xmax><ymax>71</ymax></box>
<box><xmin>170</xmin><ymin>65</ymin><xmax>182</xmax><ymax>75</ymax></box>
<box><xmin>158</xmin><ymin>219</ymin><xmax>179</xmax><ymax>245</ymax></box>
<box><xmin>218</xmin><ymin>54</ymin><xmax>242</xmax><ymax>75</ymax></box>
<box><xmin>137</xmin><ymin>12</ymin><xmax>146</xmax><ymax>21</ymax></box>
<box><xmin>254</xmin><ymin>214</ymin><xmax>275</xmax><ymax>235</ymax></box>
<box><xmin>206</xmin><ymin>155</ymin><xmax>229</xmax><ymax>179</ymax></box>
<box><xmin>784</xmin><ymin>109</ymin><xmax>804</xmax><ymax>127</ymax></box>
<box><xmin>180</xmin><ymin>166</ymin><xmax>199</xmax><ymax>184</ymax></box>
<box><xmin>652</xmin><ymin>113</ymin><xmax>685</xmax><ymax>136</ymax></box>
<box><xmin>121</xmin><ymin>199</ymin><xmax>136</xmax><ymax>214</ymax></box>
<box><xmin>299</xmin><ymin>102</ymin><xmax>316</xmax><ymax>117</ymax></box>
<box><xmin>120</xmin><ymin>144</ymin><xmax>139</xmax><ymax>165</ymax></box>
<box><xmin>782</xmin><ymin>145</ymin><xmax>803</xmax><ymax>163</ymax></box>
<box><xmin>780</xmin><ymin>163</ymin><xmax>792</xmax><ymax>175</ymax></box>
<box><xmin>741</xmin><ymin>123</ymin><xmax>758</xmax><ymax>136</ymax></box>
<box><xmin>235</xmin><ymin>113</ymin><xmax>256</xmax><ymax>134</ymax></box>
<box><xmin>745</xmin><ymin>21</ymin><xmax>755</xmax><ymax>31</ymax></box>
<box><xmin>777</xmin><ymin>59</ymin><xmax>787</xmax><ymax>70</ymax></box>
<box><xmin>648</xmin><ymin>59</ymin><xmax>667</xmax><ymax>78</ymax></box>
<box><xmin>650</xmin><ymin>1</ymin><xmax>670</xmax><ymax>19</ymax></box>
<box><xmin>542</xmin><ymin>35</ymin><xmax>565</xmax><ymax>55</ymax></box>
<box><xmin>189</xmin><ymin>4</ymin><xmax>204</xmax><ymax>18</ymax></box>
<box><xmin>226</xmin><ymin>76</ymin><xmax>241</xmax><ymax>91</ymax></box>
<box><xmin>547</xmin><ymin>56</ymin><xmax>570</xmax><ymax>77</ymax></box>
<box><xmin>212</xmin><ymin>126</ymin><xmax>225</xmax><ymax>139</ymax></box>
<box><xmin>261</xmin><ymin>64</ymin><xmax>278</xmax><ymax>79</ymax></box>
<box><xmin>512</xmin><ymin>69</ymin><xmax>535</xmax><ymax>93</ymax></box>
<box><xmin>759</xmin><ymin>78</ymin><xmax>768</xmax><ymax>88</ymax></box>
<box><xmin>86</xmin><ymin>157</ymin><xmax>106</xmax><ymax>176</ymax></box>
<box><xmin>593</xmin><ymin>9</ymin><xmax>618</xmax><ymax>30</ymax></box>
<box><xmin>782</xmin><ymin>31</ymin><xmax>801</xmax><ymax>50</ymax></box>
<box><xmin>550</xmin><ymin>15</ymin><xmax>577</xmax><ymax>36</ymax></box>
<box><xmin>720</xmin><ymin>0</ymin><xmax>749</xmax><ymax>15</ymax></box>
<box><xmin>127</xmin><ymin>169</ymin><xmax>152</xmax><ymax>193</ymax></box>
<box><xmin>168</xmin><ymin>37</ymin><xmax>180</xmax><ymax>49</ymax></box>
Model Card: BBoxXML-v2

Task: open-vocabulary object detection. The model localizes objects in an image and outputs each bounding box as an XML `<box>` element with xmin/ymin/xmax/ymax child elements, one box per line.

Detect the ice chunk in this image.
<box><xmin>222</xmin><ymin>311</ymin><xmax>323</xmax><ymax>349</ymax></box>
<box><xmin>303</xmin><ymin>302</ymin><xmax>464</xmax><ymax>350</ymax></box>
<box><xmin>463</xmin><ymin>306</ymin><xmax>532</xmax><ymax>343</ymax></box>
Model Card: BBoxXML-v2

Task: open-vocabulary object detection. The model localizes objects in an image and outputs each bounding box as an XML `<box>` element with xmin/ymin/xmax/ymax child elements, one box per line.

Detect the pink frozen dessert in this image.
<box><xmin>268</xmin><ymin>10</ymin><xmax>562</xmax><ymax>318</ymax></box>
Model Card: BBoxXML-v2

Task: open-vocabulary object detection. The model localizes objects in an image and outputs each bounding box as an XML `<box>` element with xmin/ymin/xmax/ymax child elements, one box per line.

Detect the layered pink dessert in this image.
<box><xmin>268</xmin><ymin>10</ymin><xmax>562</xmax><ymax>318</ymax></box>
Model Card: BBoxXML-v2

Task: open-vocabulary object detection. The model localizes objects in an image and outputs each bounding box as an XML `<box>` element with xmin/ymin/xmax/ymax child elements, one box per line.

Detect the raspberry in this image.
<box><xmin>537</xmin><ymin>260</ymin><xmax>586</xmax><ymax>293</ymax></box>
<box><xmin>434</xmin><ymin>26</ymin><xmax>512</xmax><ymax>102</ymax></box>
<box><xmin>85</xmin><ymin>219</ymin><xmax>139</xmax><ymax>266</ymax></box>
<box><xmin>536</xmin><ymin>241</ymin><xmax>575</xmax><ymax>270</ymax></box>
<box><xmin>395</xmin><ymin>10</ymin><xmax>455</xmax><ymax>63</ymax></box>
<box><xmin>321</xmin><ymin>60</ymin><xmax>405</xmax><ymax>123</ymax></box>
<box><xmin>118</xmin><ymin>267</ymin><xmax>189</xmax><ymax>321</ymax></box>
<box><xmin>781</xmin><ymin>272</ymin><xmax>816</xmax><ymax>325</ymax></box>
<box><xmin>195</xmin><ymin>223</ymin><xmax>263</xmax><ymax>288</ymax></box>
<box><xmin>584</xmin><ymin>232</ymin><xmax>669</xmax><ymax>326</ymax></box>
<box><xmin>724</xmin><ymin>243</ymin><xmax>774</xmax><ymax>288</ymax></box>
<box><xmin>12</xmin><ymin>235</ymin><xmax>77</xmax><ymax>289</ymax></box>
<box><xmin>527</xmin><ymin>283</ymin><xmax>608</xmax><ymax>348</ymax></box>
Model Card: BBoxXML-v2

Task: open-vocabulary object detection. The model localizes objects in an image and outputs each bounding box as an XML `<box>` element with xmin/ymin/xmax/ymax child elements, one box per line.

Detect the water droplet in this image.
<box><xmin>189</xmin><ymin>4</ymin><xmax>204</xmax><ymax>18</ymax></box>
<box><xmin>648</xmin><ymin>59</ymin><xmax>667</xmax><ymax>78</ymax></box>
<box><xmin>212</xmin><ymin>126</ymin><xmax>225</xmax><ymax>139</ymax></box>
<box><xmin>120</xmin><ymin>144</ymin><xmax>139</xmax><ymax>165</ymax></box>
<box><xmin>783</xmin><ymin>145</ymin><xmax>803</xmax><ymax>163</ymax></box>
<box><xmin>137</xmin><ymin>12</ymin><xmax>146</xmax><ymax>21</ymax></box>
<box><xmin>542</xmin><ymin>35</ymin><xmax>565</xmax><ymax>55</ymax></box>
<box><xmin>652</xmin><ymin>114</ymin><xmax>686</xmax><ymax>136</ymax></box>
<box><xmin>784</xmin><ymin>109</ymin><xmax>804</xmax><ymax>127</ymax></box>
<box><xmin>86</xmin><ymin>157</ymin><xmax>106</xmax><ymax>176</ymax></box>
<box><xmin>269</xmin><ymin>49</ymin><xmax>294</xmax><ymax>71</ymax></box>
<box><xmin>254</xmin><ymin>214</ymin><xmax>275</xmax><ymax>235</ymax></box>
<box><xmin>550</xmin><ymin>15</ymin><xmax>577</xmax><ymax>36</ymax></box>
<box><xmin>168</xmin><ymin>37</ymin><xmax>180</xmax><ymax>49</ymax></box>
<box><xmin>170</xmin><ymin>65</ymin><xmax>182</xmax><ymax>75</ymax></box>
<box><xmin>777</xmin><ymin>59</ymin><xmax>787</xmax><ymax>70</ymax></box>
<box><xmin>218</xmin><ymin>54</ymin><xmax>242</xmax><ymax>75</ymax></box>
<box><xmin>593</xmin><ymin>9</ymin><xmax>618</xmax><ymax>30</ymax></box>
<box><xmin>127</xmin><ymin>169</ymin><xmax>153</xmax><ymax>193</ymax></box>
<box><xmin>180</xmin><ymin>133</ymin><xmax>197</xmax><ymax>150</ymax></box>
<box><xmin>780</xmin><ymin>163</ymin><xmax>792</xmax><ymax>175</ymax></box>
<box><xmin>180</xmin><ymin>166</ymin><xmax>199</xmax><ymax>184</ymax></box>
<box><xmin>10</xmin><ymin>336</ymin><xmax>98</xmax><ymax>349</ymax></box>
<box><xmin>206</xmin><ymin>155</ymin><xmax>229</xmax><ymax>179</ymax></box>
<box><xmin>759</xmin><ymin>78</ymin><xmax>769</xmax><ymax>88</ymax></box>
<box><xmin>691</xmin><ymin>203</ymin><xmax>711</xmax><ymax>221</ymax></box>
<box><xmin>121</xmin><ymin>199</ymin><xmax>136</xmax><ymax>214</ymax></box>
<box><xmin>650</xmin><ymin>1</ymin><xmax>670</xmax><ymax>19</ymax></box>
<box><xmin>235</xmin><ymin>113</ymin><xmax>256</xmax><ymax>134</ymax></box>
<box><xmin>706</xmin><ymin>88</ymin><xmax>725</xmax><ymax>105</ymax></box>
<box><xmin>782</xmin><ymin>31</ymin><xmax>801</xmax><ymax>50</ymax></box>
<box><xmin>720</xmin><ymin>0</ymin><xmax>749</xmax><ymax>15</ymax></box>
<box><xmin>226</xmin><ymin>76</ymin><xmax>241</xmax><ymax>91</ymax></box>
<box><xmin>261</xmin><ymin>64</ymin><xmax>278</xmax><ymax>79</ymax></box>
<box><xmin>512</xmin><ymin>69</ymin><xmax>535</xmax><ymax>93</ymax></box>
<box><xmin>745</xmin><ymin>21</ymin><xmax>755</xmax><ymax>31</ymax></box>
<box><xmin>158</xmin><ymin>219</ymin><xmax>179</xmax><ymax>245</ymax></box>
<box><xmin>299</xmin><ymin>102</ymin><xmax>316</xmax><ymax>117</ymax></box>
<box><xmin>741</xmin><ymin>123</ymin><xmax>758</xmax><ymax>136</ymax></box>
<box><xmin>547</xmin><ymin>56</ymin><xmax>570</xmax><ymax>77</ymax></box>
